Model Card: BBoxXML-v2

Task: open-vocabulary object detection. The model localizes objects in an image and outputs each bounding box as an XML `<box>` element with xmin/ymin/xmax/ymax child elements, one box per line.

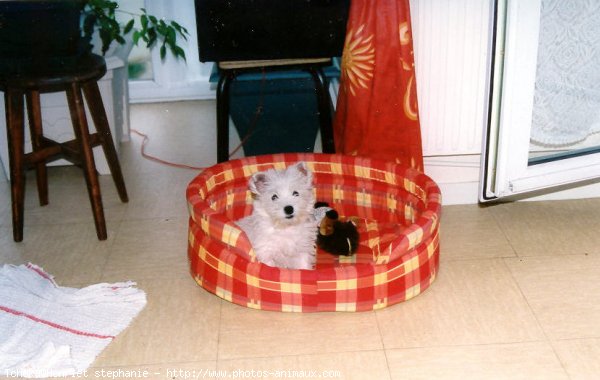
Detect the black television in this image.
<box><xmin>0</xmin><ymin>1</ymin><xmax>85</xmax><ymax>59</ymax></box>
<box><xmin>195</xmin><ymin>0</ymin><xmax>350</xmax><ymax>62</ymax></box>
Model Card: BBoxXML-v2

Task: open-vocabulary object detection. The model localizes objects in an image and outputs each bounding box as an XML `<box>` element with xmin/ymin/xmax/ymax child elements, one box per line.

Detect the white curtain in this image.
<box><xmin>531</xmin><ymin>0</ymin><xmax>600</xmax><ymax>146</ymax></box>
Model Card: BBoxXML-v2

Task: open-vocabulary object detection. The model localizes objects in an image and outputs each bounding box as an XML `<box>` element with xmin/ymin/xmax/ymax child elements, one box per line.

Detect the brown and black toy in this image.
<box><xmin>316</xmin><ymin>203</ymin><xmax>359</xmax><ymax>256</ymax></box>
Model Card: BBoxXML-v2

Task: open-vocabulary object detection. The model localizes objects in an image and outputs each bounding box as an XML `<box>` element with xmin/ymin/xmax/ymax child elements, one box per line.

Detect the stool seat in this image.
<box><xmin>0</xmin><ymin>54</ymin><xmax>106</xmax><ymax>90</ymax></box>
<box><xmin>218</xmin><ymin>58</ymin><xmax>331</xmax><ymax>70</ymax></box>
<box><xmin>1</xmin><ymin>53</ymin><xmax>128</xmax><ymax>241</ymax></box>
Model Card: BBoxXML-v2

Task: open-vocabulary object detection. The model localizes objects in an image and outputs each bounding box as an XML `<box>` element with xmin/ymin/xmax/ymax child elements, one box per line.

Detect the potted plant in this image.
<box><xmin>82</xmin><ymin>0</ymin><xmax>189</xmax><ymax>61</ymax></box>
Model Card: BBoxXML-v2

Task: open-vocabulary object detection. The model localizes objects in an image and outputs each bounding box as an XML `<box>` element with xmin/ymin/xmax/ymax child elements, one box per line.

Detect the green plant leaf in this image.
<box><xmin>123</xmin><ymin>19</ymin><xmax>134</xmax><ymax>35</ymax></box>
<box><xmin>173</xmin><ymin>45</ymin><xmax>186</xmax><ymax>61</ymax></box>
<box><xmin>132</xmin><ymin>30</ymin><xmax>141</xmax><ymax>45</ymax></box>
<box><xmin>140</xmin><ymin>14</ymin><xmax>148</xmax><ymax>30</ymax></box>
<box><xmin>147</xmin><ymin>28</ymin><xmax>157</xmax><ymax>48</ymax></box>
<box><xmin>84</xmin><ymin>0</ymin><xmax>189</xmax><ymax>62</ymax></box>
<box><xmin>82</xmin><ymin>14</ymin><xmax>96</xmax><ymax>39</ymax></box>
<box><xmin>166</xmin><ymin>28</ymin><xmax>176</xmax><ymax>45</ymax></box>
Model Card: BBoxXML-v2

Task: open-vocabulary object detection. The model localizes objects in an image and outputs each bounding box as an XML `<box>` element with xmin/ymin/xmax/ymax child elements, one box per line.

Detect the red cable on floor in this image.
<box><xmin>130</xmin><ymin>127</ymin><xmax>257</xmax><ymax>171</ymax></box>
<box><xmin>130</xmin><ymin>70</ymin><xmax>267</xmax><ymax>170</ymax></box>
<box><xmin>130</xmin><ymin>129</ymin><xmax>208</xmax><ymax>171</ymax></box>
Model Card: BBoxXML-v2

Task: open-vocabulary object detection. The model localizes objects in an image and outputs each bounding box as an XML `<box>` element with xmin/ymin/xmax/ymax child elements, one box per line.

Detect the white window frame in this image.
<box><xmin>481</xmin><ymin>0</ymin><xmax>600</xmax><ymax>201</ymax></box>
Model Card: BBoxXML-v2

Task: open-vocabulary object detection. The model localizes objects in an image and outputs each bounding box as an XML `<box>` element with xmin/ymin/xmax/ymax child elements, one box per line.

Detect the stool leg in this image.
<box><xmin>81</xmin><ymin>81</ymin><xmax>128</xmax><ymax>203</ymax></box>
<box><xmin>308</xmin><ymin>68</ymin><xmax>335</xmax><ymax>153</ymax></box>
<box><xmin>66</xmin><ymin>83</ymin><xmax>107</xmax><ymax>240</ymax></box>
<box><xmin>5</xmin><ymin>90</ymin><xmax>26</xmax><ymax>242</ymax></box>
<box><xmin>217</xmin><ymin>71</ymin><xmax>235</xmax><ymax>163</ymax></box>
<box><xmin>26</xmin><ymin>91</ymin><xmax>49</xmax><ymax>206</ymax></box>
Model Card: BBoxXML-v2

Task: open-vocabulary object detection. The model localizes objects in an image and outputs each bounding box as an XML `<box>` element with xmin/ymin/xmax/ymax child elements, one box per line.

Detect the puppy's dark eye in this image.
<box><xmin>292</xmin><ymin>191</ymin><xmax>299</xmax><ymax>197</ymax></box>
<box><xmin>271</xmin><ymin>194</ymin><xmax>279</xmax><ymax>201</ymax></box>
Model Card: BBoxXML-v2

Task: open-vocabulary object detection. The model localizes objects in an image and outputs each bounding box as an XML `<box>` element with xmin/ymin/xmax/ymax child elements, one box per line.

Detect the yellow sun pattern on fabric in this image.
<box><xmin>341</xmin><ymin>25</ymin><xmax>375</xmax><ymax>96</ymax></box>
<box><xmin>399</xmin><ymin>21</ymin><xmax>411</xmax><ymax>45</ymax></box>
<box><xmin>399</xmin><ymin>21</ymin><xmax>419</xmax><ymax>122</ymax></box>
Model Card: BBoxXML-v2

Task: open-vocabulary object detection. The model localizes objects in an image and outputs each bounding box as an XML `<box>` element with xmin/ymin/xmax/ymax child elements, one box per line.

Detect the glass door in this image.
<box><xmin>481</xmin><ymin>0</ymin><xmax>600</xmax><ymax>201</ymax></box>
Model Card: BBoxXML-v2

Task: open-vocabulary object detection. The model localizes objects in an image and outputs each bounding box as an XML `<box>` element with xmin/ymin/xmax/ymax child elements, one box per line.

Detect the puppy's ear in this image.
<box><xmin>249</xmin><ymin>172</ymin><xmax>268</xmax><ymax>195</ymax></box>
<box><xmin>294</xmin><ymin>161</ymin><xmax>309</xmax><ymax>175</ymax></box>
<box><xmin>293</xmin><ymin>161</ymin><xmax>312</xmax><ymax>183</ymax></box>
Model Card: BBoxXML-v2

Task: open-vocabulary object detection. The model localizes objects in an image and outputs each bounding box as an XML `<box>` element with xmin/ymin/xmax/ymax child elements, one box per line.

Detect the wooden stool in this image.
<box><xmin>215</xmin><ymin>58</ymin><xmax>336</xmax><ymax>163</ymax></box>
<box><xmin>0</xmin><ymin>54</ymin><xmax>128</xmax><ymax>242</ymax></box>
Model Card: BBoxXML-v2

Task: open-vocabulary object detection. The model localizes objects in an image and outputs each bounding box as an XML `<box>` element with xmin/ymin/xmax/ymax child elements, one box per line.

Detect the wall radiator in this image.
<box><xmin>411</xmin><ymin>0</ymin><xmax>492</xmax><ymax>157</ymax></box>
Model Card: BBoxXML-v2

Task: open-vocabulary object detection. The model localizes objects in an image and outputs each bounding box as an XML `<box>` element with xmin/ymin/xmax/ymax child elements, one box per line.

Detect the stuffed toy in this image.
<box><xmin>314</xmin><ymin>202</ymin><xmax>359</xmax><ymax>256</ymax></box>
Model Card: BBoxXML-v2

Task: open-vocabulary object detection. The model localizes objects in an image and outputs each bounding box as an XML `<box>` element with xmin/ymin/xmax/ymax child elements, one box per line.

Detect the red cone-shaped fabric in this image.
<box><xmin>334</xmin><ymin>0</ymin><xmax>423</xmax><ymax>171</ymax></box>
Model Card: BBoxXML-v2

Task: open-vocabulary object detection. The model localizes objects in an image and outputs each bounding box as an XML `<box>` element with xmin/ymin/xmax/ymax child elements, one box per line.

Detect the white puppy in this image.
<box><xmin>236</xmin><ymin>162</ymin><xmax>317</xmax><ymax>270</ymax></box>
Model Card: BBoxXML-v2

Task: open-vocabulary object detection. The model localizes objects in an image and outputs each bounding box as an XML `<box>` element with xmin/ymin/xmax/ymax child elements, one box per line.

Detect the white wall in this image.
<box><xmin>411</xmin><ymin>0</ymin><xmax>494</xmax><ymax>204</ymax></box>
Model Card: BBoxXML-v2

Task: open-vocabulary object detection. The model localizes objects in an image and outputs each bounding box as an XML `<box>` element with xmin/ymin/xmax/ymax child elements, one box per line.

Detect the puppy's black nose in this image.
<box><xmin>284</xmin><ymin>205</ymin><xmax>294</xmax><ymax>215</ymax></box>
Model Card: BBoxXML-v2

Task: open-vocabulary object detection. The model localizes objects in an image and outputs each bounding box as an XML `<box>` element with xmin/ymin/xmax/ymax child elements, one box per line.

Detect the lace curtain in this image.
<box><xmin>531</xmin><ymin>0</ymin><xmax>600</xmax><ymax>146</ymax></box>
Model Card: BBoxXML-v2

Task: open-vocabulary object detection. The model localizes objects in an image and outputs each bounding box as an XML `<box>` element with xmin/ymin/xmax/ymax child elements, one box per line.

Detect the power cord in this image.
<box><xmin>130</xmin><ymin>129</ymin><xmax>206</xmax><ymax>170</ymax></box>
<box><xmin>130</xmin><ymin>69</ymin><xmax>267</xmax><ymax>170</ymax></box>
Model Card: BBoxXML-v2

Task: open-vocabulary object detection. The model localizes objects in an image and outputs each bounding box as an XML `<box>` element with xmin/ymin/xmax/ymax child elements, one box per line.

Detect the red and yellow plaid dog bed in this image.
<box><xmin>187</xmin><ymin>153</ymin><xmax>441</xmax><ymax>312</ymax></box>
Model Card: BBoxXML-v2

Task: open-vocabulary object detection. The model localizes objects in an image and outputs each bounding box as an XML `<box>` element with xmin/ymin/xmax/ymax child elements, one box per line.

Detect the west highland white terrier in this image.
<box><xmin>236</xmin><ymin>162</ymin><xmax>317</xmax><ymax>270</ymax></box>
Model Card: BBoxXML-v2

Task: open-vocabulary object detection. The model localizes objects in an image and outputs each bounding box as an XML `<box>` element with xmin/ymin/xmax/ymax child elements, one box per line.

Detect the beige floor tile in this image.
<box><xmin>0</xmin><ymin>227</ymin><xmax>31</xmax><ymax>265</ymax></box>
<box><xmin>119</xmin><ymin>138</ymin><xmax>176</xmax><ymax>177</ymax></box>
<box><xmin>2</xmin><ymin>222</ymin><xmax>117</xmax><ymax>285</ymax></box>
<box><xmin>386</xmin><ymin>342</ymin><xmax>568</xmax><ymax>380</ymax></box>
<box><xmin>489</xmin><ymin>199</ymin><xmax>600</xmax><ymax>256</ymax></box>
<box><xmin>0</xmin><ymin>182</ymin><xmax>10</xmax><ymax>228</ymax></box>
<box><xmin>121</xmin><ymin>169</ymin><xmax>196</xmax><ymax>221</ymax></box>
<box><xmin>505</xmin><ymin>254</ymin><xmax>600</xmax><ymax>340</ymax></box>
<box><xmin>552</xmin><ymin>338</ymin><xmax>600</xmax><ymax>380</ymax></box>
<box><xmin>101</xmin><ymin>217</ymin><xmax>190</xmax><ymax>282</ymax></box>
<box><xmin>127</xmin><ymin>100</ymin><xmax>244</xmax><ymax>172</ymax></box>
<box><xmin>88</xmin><ymin>361</ymin><xmax>217</xmax><ymax>380</ymax></box>
<box><xmin>218</xmin><ymin>350</ymin><xmax>391</xmax><ymax>380</ymax></box>
<box><xmin>441</xmin><ymin>205</ymin><xmax>516</xmax><ymax>261</ymax></box>
<box><xmin>127</xmin><ymin>101</ymin><xmax>220</xmax><ymax>173</ymax></box>
<box><xmin>218</xmin><ymin>301</ymin><xmax>383</xmax><ymax>360</ymax></box>
<box><xmin>376</xmin><ymin>259</ymin><xmax>544</xmax><ymax>349</ymax></box>
<box><xmin>121</xmin><ymin>135</ymin><xmax>216</xmax><ymax>179</ymax></box>
<box><xmin>94</xmin><ymin>278</ymin><xmax>221</xmax><ymax>366</ymax></box>
<box><xmin>20</xmin><ymin>167</ymin><xmax>127</xmax><ymax>227</ymax></box>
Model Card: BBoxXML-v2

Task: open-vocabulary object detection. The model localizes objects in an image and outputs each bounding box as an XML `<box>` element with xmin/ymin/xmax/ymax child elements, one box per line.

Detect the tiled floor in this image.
<box><xmin>2</xmin><ymin>100</ymin><xmax>600</xmax><ymax>379</ymax></box>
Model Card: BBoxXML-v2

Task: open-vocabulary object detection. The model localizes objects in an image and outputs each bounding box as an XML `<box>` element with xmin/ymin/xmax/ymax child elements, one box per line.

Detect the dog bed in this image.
<box><xmin>187</xmin><ymin>153</ymin><xmax>441</xmax><ymax>312</ymax></box>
